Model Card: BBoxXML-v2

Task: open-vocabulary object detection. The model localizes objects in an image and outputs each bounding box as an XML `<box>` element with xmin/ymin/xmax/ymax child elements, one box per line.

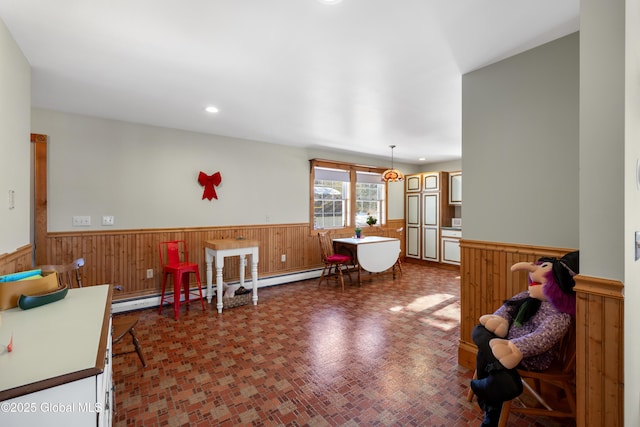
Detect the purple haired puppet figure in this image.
<box><xmin>470</xmin><ymin>251</ymin><xmax>579</xmax><ymax>427</ymax></box>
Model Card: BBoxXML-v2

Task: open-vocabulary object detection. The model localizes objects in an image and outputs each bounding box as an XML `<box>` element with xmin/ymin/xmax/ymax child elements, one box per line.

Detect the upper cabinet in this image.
<box><xmin>449</xmin><ymin>171</ymin><xmax>462</xmax><ymax>205</ymax></box>
<box><xmin>405</xmin><ymin>174</ymin><xmax>422</xmax><ymax>192</ymax></box>
<box><xmin>423</xmin><ymin>172</ymin><xmax>439</xmax><ymax>191</ymax></box>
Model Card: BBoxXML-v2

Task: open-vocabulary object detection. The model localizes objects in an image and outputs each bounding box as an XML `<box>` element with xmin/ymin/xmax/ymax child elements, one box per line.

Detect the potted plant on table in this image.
<box><xmin>354</xmin><ymin>227</ymin><xmax>362</xmax><ymax>238</ymax></box>
<box><xmin>366</xmin><ymin>215</ymin><xmax>377</xmax><ymax>227</ymax></box>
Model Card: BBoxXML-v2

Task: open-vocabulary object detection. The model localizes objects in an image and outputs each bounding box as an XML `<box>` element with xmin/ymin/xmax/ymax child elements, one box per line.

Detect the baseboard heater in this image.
<box><xmin>112</xmin><ymin>268</ymin><xmax>323</xmax><ymax>314</ymax></box>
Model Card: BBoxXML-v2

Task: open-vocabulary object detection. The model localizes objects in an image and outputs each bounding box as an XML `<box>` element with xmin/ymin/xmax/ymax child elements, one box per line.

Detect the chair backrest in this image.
<box><xmin>159</xmin><ymin>240</ymin><xmax>190</xmax><ymax>266</ymax></box>
<box><xmin>317</xmin><ymin>232</ymin><xmax>335</xmax><ymax>262</ymax></box>
<box><xmin>557</xmin><ymin>319</ymin><xmax>577</xmax><ymax>374</ymax></box>
<box><xmin>37</xmin><ymin>258</ymin><xmax>85</xmax><ymax>288</ymax></box>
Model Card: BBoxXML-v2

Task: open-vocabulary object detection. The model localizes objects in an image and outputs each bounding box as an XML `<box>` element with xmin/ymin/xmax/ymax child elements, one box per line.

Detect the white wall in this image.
<box><xmin>31</xmin><ymin>109</ymin><xmax>408</xmax><ymax>231</ymax></box>
<box><xmin>624</xmin><ymin>0</ymin><xmax>640</xmax><ymax>418</ymax></box>
<box><xmin>625</xmin><ymin>0</ymin><xmax>640</xmax><ymax>423</ymax></box>
<box><xmin>579</xmin><ymin>0</ymin><xmax>640</xmax><ymax>424</ymax></box>
<box><xmin>0</xmin><ymin>19</ymin><xmax>31</xmax><ymax>255</ymax></box>
<box><xmin>462</xmin><ymin>33</ymin><xmax>579</xmax><ymax>248</ymax></box>
<box><xmin>415</xmin><ymin>159</ymin><xmax>461</xmax><ymax>174</ymax></box>
<box><xmin>580</xmin><ymin>1</ymin><xmax>625</xmax><ymax>281</ymax></box>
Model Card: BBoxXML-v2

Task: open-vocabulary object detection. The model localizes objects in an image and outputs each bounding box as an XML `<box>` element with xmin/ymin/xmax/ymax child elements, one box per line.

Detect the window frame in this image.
<box><xmin>309</xmin><ymin>158</ymin><xmax>388</xmax><ymax>233</ymax></box>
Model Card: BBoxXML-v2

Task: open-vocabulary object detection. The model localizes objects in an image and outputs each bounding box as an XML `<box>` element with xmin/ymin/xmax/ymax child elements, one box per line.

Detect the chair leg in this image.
<box><xmin>467</xmin><ymin>369</ymin><xmax>477</xmax><ymax>401</ymax></box>
<box><xmin>318</xmin><ymin>264</ymin><xmax>330</xmax><ymax>287</ymax></box>
<box><xmin>337</xmin><ymin>264</ymin><xmax>345</xmax><ymax>291</ymax></box>
<box><xmin>182</xmin><ymin>272</ymin><xmax>190</xmax><ymax>305</ymax></box>
<box><xmin>158</xmin><ymin>273</ymin><xmax>168</xmax><ymax>314</ymax></box>
<box><xmin>194</xmin><ymin>270</ymin><xmax>205</xmax><ymax>311</ymax></box>
<box><xmin>497</xmin><ymin>400</ymin><xmax>512</xmax><ymax>427</ymax></box>
<box><xmin>128</xmin><ymin>328</ymin><xmax>147</xmax><ymax>367</ymax></box>
<box><xmin>173</xmin><ymin>272</ymin><xmax>181</xmax><ymax>320</ymax></box>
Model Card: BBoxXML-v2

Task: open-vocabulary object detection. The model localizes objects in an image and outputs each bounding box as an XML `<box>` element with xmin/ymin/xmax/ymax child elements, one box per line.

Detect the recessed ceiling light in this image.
<box><xmin>418</xmin><ymin>157</ymin><xmax>426</xmax><ymax>161</ymax></box>
<box><xmin>205</xmin><ymin>106</ymin><xmax>219</xmax><ymax>114</ymax></box>
<box><xmin>317</xmin><ymin>0</ymin><xmax>343</xmax><ymax>4</ymax></box>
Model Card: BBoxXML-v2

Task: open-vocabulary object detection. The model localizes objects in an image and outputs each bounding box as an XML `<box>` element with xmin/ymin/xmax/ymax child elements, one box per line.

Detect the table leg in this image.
<box><xmin>216</xmin><ymin>257</ymin><xmax>224</xmax><ymax>314</ymax></box>
<box><xmin>239</xmin><ymin>254</ymin><xmax>246</xmax><ymax>288</ymax></box>
<box><xmin>205</xmin><ymin>258</ymin><xmax>213</xmax><ymax>303</ymax></box>
<box><xmin>251</xmin><ymin>256</ymin><xmax>258</xmax><ymax>305</ymax></box>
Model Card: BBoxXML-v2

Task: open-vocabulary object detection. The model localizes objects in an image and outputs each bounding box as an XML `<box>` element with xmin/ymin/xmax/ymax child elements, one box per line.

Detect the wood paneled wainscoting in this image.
<box><xmin>459</xmin><ymin>239</ymin><xmax>624</xmax><ymax>427</ymax></box>
<box><xmin>574</xmin><ymin>275</ymin><xmax>624</xmax><ymax>427</ymax></box>
<box><xmin>0</xmin><ymin>244</ymin><xmax>33</xmax><ymax>276</ymax></box>
<box><xmin>39</xmin><ymin>220</ymin><xmax>404</xmax><ymax>301</ymax></box>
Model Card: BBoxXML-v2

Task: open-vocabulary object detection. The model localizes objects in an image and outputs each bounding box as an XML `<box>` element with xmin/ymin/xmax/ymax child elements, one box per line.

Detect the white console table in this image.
<box><xmin>0</xmin><ymin>284</ymin><xmax>113</xmax><ymax>426</ymax></box>
<box><xmin>204</xmin><ymin>239</ymin><xmax>259</xmax><ymax>313</ymax></box>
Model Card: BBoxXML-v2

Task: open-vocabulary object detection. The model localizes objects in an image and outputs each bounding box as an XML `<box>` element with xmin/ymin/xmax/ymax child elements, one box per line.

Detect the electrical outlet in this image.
<box><xmin>146</xmin><ymin>269</ymin><xmax>153</xmax><ymax>279</ymax></box>
<box><xmin>72</xmin><ymin>215</ymin><xmax>91</xmax><ymax>226</ymax></box>
<box><xmin>102</xmin><ymin>215</ymin><xmax>115</xmax><ymax>226</ymax></box>
<box><xmin>281</xmin><ymin>254</ymin><xmax>286</xmax><ymax>262</ymax></box>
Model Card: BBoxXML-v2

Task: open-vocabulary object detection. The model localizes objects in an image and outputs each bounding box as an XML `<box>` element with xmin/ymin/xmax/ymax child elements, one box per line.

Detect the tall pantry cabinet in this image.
<box><xmin>405</xmin><ymin>172</ymin><xmax>455</xmax><ymax>263</ymax></box>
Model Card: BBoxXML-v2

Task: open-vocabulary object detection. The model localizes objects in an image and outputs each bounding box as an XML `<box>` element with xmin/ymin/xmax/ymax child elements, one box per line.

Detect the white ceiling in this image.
<box><xmin>0</xmin><ymin>0</ymin><xmax>579</xmax><ymax>164</ymax></box>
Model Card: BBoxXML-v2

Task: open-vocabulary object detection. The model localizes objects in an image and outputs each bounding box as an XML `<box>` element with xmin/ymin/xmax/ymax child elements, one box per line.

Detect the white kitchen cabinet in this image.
<box><xmin>449</xmin><ymin>171</ymin><xmax>462</xmax><ymax>205</ymax></box>
<box><xmin>405</xmin><ymin>174</ymin><xmax>421</xmax><ymax>192</ymax></box>
<box><xmin>0</xmin><ymin>285</ymin><xmax>113</xmax><ymax>426</ymax></box>
<box><xmin>441</xmin><ymin>228</ymin><xmax>462</xmax><ymax>265</ymax></box>
<box><xmin>405</xmin><ymin>171</ymin><xmax>458</xmax><ymax>265</ymax></box>
<box><xmin>423</xmin><ymin>172</ymin><xmax>439</xmax><ymax>191</ymax></box>
<box><xmin>423</xmin><ymin>193</ymin><xmax>438</xmax><ymax>226</ymax></box>
<box><xmin>422</xmin><ymin>193</ymin><xmax>439</xmax><ymax>261</ymax></box>
<box><xmin>406</xmin><ymin>226</ymin><xmax>421</xmax><ymax>258</ymax></box>
<box><xmin>423</xmin><ymin>227</ymin><xmax>439</xmax><ymax>262</ymax></box>
<box><xmin>406</xmin><ymin>193</ymin><xmax>421</xmax><ymax>259</ymax></box>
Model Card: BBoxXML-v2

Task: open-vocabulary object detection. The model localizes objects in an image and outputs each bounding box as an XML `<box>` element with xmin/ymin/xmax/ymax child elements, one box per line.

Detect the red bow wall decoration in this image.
<box><xmin>198</xmin><ymin>171</ymin><xmax>222</xmax><ymax>200</ymax></box>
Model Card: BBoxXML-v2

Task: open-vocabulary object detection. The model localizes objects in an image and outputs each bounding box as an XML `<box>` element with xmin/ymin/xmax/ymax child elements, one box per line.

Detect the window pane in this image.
<box><xmin>314</xmin><ymin>177</ymin><xmax>348</xmax><ymax>229</ymax></box>
<box><xmin>355</xmin><ymin>172</ymin><xmax>384</xmax><ymax>228</ymax></box>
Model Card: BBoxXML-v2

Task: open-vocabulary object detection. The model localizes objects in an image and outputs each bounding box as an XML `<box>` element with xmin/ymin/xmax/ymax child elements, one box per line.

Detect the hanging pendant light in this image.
<box><xmin>382</xmin><ymin>145</ymin><xmax>405</xmax><ymax>182</ymax></box>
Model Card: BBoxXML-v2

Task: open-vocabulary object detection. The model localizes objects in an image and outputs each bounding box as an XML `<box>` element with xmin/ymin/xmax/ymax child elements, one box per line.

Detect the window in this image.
<box><xmin>310</xmin><ymin>159</ymin><xmax>387</xmax><ymax>231</ymax></box>
<box><xmin>314</xmin><ymin>167</ymin><xmax>349</xmax><ymax>229</ymax></box>
<box><xmin>355</xmin><ymin>171</ymin><xmax>385</xmax><ymax>228</ymax></box>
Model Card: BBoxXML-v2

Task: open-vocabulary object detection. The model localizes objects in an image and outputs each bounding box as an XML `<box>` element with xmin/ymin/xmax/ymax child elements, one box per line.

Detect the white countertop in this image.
<box><xmin>0</xmin><ymin>285</ymin><xmax>111</xmax><ymax>400</ymax></box>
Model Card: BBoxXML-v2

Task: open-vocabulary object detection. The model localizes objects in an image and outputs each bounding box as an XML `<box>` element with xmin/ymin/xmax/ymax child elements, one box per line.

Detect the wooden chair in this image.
<box><xmin>317</xmin><ymin>231</ymin><xmax>355</xmax><ymax>291</ymax></box>
<box><xmin>38</xmin><ymin>258</ymin><xmax>147</xmax><ymax>367</ymax></box>
<box><xmin>467</xmin><ymin>322</ymin><xmax>576</xmax><ymax>427</ymax></box>
<box><xmin>158</xmin><ymin>240</ymin><xmax>205</xmax><ymax>320</ymax></box>
<box><xmin>38</xmin><ymin>258</ymin><xmax>85</xmax><ymax>288</ymax></box>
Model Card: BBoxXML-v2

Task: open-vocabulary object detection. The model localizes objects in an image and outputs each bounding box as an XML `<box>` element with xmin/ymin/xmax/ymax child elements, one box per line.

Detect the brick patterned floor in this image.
<box><xmin>112</xmin><ymin>263</ymin><xmax>572</xmax><ymax>426</ymax></box>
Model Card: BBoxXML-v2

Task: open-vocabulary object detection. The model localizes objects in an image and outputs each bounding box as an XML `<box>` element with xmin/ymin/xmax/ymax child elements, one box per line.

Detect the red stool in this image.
<box><xmin>158</xmin><ymin>240</ymin><xmax>205</xmax><ymax>320</ymax></box>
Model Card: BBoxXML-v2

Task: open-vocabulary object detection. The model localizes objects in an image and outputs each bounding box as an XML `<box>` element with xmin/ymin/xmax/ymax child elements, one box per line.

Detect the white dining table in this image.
<box><xmin>332</xmin><ymin>236</ymin><xmax>400</xmax><ymax>284</ymax></box>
